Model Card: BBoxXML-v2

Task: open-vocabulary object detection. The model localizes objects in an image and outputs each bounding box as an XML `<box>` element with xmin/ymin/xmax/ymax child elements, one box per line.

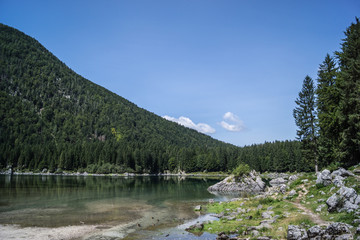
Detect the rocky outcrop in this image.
<box><xmin>207</xmin><ymin>170</ymin><xmax>266</xmax><ymax>193</ymax></box>
<box><xmin>269</xmin><ymin>177</ymin><xmax>287</xmax><ymax>186</ymax></box>
<box><xmin>316</xmin><ymin>169</ymin><xmax>332</xmax><ymax>186</ymax></box>
<box><xmin>316</xmin><ymin>168</ymin><xmax>355</xmax><ymax>188</ymax></box>
<box><xmin>287</xmin><ymin>225</ymin><xmax>308</xmax><ymax>240</ymax></box>
<box><xmin>331</xmin><ymin>168</ymin><xmax>354</xmax><ymax>178</ymax></box>
<box><xmin>326</xmin><ymin>186</ymin><xmax>360</xmax><ymax>213</ymax></box>
<box><xmin>287</xmin><ymin>222</ymin><xmax>353</xmax><ymax>240</ymax></box>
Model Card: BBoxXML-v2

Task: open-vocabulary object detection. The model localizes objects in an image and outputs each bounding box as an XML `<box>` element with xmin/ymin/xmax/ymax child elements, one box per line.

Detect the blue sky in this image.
<box><xmin>1</xmin><ymin>1</ymin><xmax>359</xmax><ymax>146</ymax></box>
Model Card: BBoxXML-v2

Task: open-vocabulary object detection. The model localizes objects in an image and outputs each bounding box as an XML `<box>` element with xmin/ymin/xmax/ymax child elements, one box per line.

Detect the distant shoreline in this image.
<box><xmin>0</xmin><ymin>171</ymin><xmax>228</xmax><ymax>178</ymax></box>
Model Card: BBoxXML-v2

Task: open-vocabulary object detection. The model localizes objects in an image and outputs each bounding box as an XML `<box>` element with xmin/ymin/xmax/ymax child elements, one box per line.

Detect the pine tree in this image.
<box><xmin>293</xmin><ymin>76</ymin><xmax>319</xmax><ymax>172</ymax></box>
<box><xmin>336</xmin><ymin>18</ymin><xmax>360</xmax><ymax>166</ymax></box>
<box><xmin>316</xmin><ymin>54</ymin><xmax>340</xmax><ymax>167</ymax></box>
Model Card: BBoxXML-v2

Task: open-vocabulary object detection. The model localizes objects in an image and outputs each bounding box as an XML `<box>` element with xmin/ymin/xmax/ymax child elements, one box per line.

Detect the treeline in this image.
<box><xmin>0</xmin><ymin>23</ymin><xmax>307</xmax><ymax>173</ymax></box>
<box><xmin>293</xmin><ymin>18</ymin><xmax>360</xmax><ymax>171</ymax></box>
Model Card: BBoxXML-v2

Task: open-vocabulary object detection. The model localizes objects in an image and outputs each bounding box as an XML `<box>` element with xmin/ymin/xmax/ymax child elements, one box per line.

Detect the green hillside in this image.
<box><xmin>0</xmin><ymin>24</ymin><xmax>302</xmax><ymax>173</ymax></box>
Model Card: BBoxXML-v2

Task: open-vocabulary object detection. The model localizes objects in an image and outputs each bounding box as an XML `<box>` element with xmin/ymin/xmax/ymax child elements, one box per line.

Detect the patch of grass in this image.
<box><xmin>289</xmin><ymin>178</ymin><xmax>303</xmax><ymax>189</ymax></box>
<box><xmin>288</xmin><ymin>216</ymin><xmax>315</xmax><ymax>227</ymax></box>
<box><xmin>323</xmin><ymin>212</ymin><xmax>357</xmax><ymax>226</ymax></box>
<box><xmin>203</xmin><ymin>220</ymin><xmax>246</xmax><ymax>234</ymax></box>
<box><xmin>344</xmin><ymin>176</ymin><xmax>360</xmax><ymax>193</ymax></box>
<box><xmin>259</xmin><ymin>197</ymin><xmax>279</xmax><ymax>205</ymax></box>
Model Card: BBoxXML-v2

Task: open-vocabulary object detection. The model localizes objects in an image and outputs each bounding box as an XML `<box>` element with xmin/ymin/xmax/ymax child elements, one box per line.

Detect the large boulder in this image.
<box><xmin>331</xmin><ymin>168</ymin><xmax>354</xmax><ymax>178</ymax></box>
<box><xmin>326</xmin><ymin>186</ymin><xmax>360</xmax><ymax>213</ymax></box>
<box><xmin>316</xmin><ymin>169</ymin><xmax>332</xmax><ymax>186</ymax></box>
<box><xmin>287</xmin><ymin>225</ymin><xmax>308</xmax><ymax>240</ymax></box>
<box><xmin>325</xmin><ymin>222</ymin><xmax>352</xmax><ymax>236</ymax></box>
<box><xmin>288</xmin><ymin>223</ymin><xmax>353</xmax><ymax>240</ymax></box>
<box><xmin>207</xmin><ymin>170</ymin><xmax>266</xmax><ymax>193</ymax></box>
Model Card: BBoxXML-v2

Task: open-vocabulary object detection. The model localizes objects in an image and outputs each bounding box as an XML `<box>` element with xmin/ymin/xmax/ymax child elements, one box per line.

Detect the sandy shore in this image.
<box><xmin>0</xmin><ymin>224</ymin><xmax>99</xmax><ymax>240</ymax></box>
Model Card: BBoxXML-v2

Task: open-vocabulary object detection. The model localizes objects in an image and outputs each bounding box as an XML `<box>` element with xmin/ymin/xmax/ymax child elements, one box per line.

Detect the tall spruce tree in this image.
<box><xmin>293</xmin><ymin>76</ymin><xmax>319</xmax><ymax>172</ymax></box>
<box><xmin>316</xmin><ymin>54</ymin><xmax>340</xmax><ymax>167</ymax></box>
<box><xmin>336</xmin><ymin>18</ymin><xmax>360</xmax><ymax>167</ymax></box>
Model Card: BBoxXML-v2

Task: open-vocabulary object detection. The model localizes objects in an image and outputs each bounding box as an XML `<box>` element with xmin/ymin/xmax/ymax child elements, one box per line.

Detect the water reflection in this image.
<box><xmin>0</xmin><ymin>175</ymin><xmax>224</xmax><ymax>228</ymax></box>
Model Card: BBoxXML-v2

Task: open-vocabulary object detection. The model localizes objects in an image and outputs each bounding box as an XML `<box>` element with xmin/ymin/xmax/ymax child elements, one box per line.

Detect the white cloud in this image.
<box><xmin>163</xmin><ymin>115</ymin><xmax>216</xmax><ymax>134</ymax></box>
<box><xmin>220</xmin><ymin>112</ymin><xmax>245</xmax><ymax>132</ymax></box>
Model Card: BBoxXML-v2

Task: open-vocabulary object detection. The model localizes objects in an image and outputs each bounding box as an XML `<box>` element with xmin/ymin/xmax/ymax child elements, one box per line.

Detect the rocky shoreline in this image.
<box><xmin>0</xmin><ymin>170</ymin><xmax>228</xmax><ymax>178</ymax></box>
<box><xmin>187</xmin><ymin>166</ymin><xmax>360</xmax><ymax>239</ymax></box>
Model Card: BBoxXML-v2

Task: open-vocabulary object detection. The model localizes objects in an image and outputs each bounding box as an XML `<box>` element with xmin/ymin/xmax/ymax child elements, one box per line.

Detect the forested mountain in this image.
<box><xmin>0</xmin><ymin>23</ymin><xmax>303</xmax><ymax>173</ymax></box>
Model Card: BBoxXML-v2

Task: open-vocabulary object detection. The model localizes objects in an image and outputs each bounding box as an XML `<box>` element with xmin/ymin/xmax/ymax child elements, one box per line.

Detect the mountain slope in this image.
<box><xmin>0</xmin><ymin>23</ymin><xmax>240</xmax><ymax>173</ymax></box>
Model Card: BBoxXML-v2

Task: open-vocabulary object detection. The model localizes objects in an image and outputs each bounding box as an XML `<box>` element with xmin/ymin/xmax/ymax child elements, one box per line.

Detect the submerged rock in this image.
<box><xmin>185</xmin><ymin>223</ymin><xmax>204</xmax><ymax>231</ymax></box>
<box><xmin>207</xmin><ymin>170</ymin><xmax>265</xmax><ymax>194</ymax></box>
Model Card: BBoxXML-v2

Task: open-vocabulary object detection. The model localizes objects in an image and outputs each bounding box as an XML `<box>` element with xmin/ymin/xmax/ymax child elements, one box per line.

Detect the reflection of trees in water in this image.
<box><xmin>0</xmin><ymin>175</ymin><xmax>220</xmax><ymax>207</ymax></box>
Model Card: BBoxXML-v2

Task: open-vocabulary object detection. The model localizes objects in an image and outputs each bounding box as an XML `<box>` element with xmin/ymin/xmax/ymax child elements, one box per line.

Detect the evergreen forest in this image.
<box><xmin>1</xmin><ymin>19</ymin><xmax>358</xmax><ymax>174</ymax></box>
<box><xmin>293</xmin><ymin>18</ymin><xmax>360</xmax><ymax>171</ymax></box>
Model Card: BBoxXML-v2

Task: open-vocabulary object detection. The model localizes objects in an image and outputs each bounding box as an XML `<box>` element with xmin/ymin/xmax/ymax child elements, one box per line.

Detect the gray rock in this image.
<box><xmin>194</xmin><ymin>205</ymin><xmax>201</xmax><ymax>211</ymax></box>
<box><xmin>251</xmin><ymin>230</ymin><xmax>260</xmax><ymax>236</ymax></box>
<box><xmin>333</xmin><ymin>175</ymin><xmax>345</xmax><ymax>187</ymax></box>
<box><xmin>354</xmin><ymin>219</ymin><xmax>360</xmax><ymax>224</ymax></box>
<box><xmin>326</xmin><ymin>186</ymin><xmax>360</xmax><ymax>213</ymax></box>
<box><xmin>289</xmin><ymin>190</ymin><xmax>297</xmax><ymax>197</ymax></box>
<box><xmin>316</xmin><ymin>169</ymin><xmax>332</xmax><ymax>186</ymax></box>
<box><xmin>325</xmin><ymin>222</ymin><xmax>351</xmax><ymax>236</ymax></box>
<box><xmin>270</xmin><ymin>177</ymin><xmax>287</xmax><ymax>186</ymax></box>
<box><xmin>287</xmin><ymin>225</ymin><xmax>308</xmax><ymax>240</ymax></box>
<box><xmin>280</xmin><ymin>184</ymin><xmax>287</xmax><ymax>194</ymax></box>
<box><xmin>316</xmin><ymin>204</ymin><xmax>326</xmax><ymax>212</ymax></box>
<box><xmin>289</xmin><ymin>175</ymin><xmax>299</xmax><ymax>182</ymax></box>
<box><xmin>185</xmin><ymin>223</ymin><xmax>204</xmax><ymax>231</ymax></box>
<box><xmin>207</xmin><ymin>170</ymin><xmax>266</xmax><ymax>193</ymax></box>
<box><xmin>331</xmin><ymin>168</ymin><xmax>354</xmax><ymax>178</ymax></box>
<box><xmin>307</xmin><ymin>225</ymin><xmax>324</xmax><ymax>238</ymax></box>
<box><xmin>261</xmin><ymin>211</ymin><xmax>274</xmax><ymax>219</ymax></box>
<box><xmin>334</xmin><ymin>234</ymin><xmax>354</xmax><ymax>240</ymax></box>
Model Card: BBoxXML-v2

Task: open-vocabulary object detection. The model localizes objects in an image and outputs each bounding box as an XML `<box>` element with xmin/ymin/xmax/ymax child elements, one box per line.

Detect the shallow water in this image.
<box><xmin>0</xmin><ymin>174</ymin><xmax>228</xmax><ymax>239</ymax></box>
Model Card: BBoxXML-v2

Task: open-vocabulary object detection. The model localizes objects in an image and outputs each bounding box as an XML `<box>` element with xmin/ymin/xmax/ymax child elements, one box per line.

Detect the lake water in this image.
<box><xmin>0</xmin><ymin>174</ymin><xmax>228</xmax><ymax>239</ymax></box>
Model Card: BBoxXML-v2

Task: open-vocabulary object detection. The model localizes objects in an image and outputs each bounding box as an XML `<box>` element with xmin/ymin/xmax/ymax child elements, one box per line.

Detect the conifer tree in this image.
<box><xmin>293</xmin><ymin>76</ymin><xmax>319</xmax><ymax>172</ymax></box>
<box><xmin>316</xmin><ymin>54</ymin><xmax>340</xmax><ymax>166</ymax></box>
<box><xmin>336</xmin><ymin>18</ymin><xmax>360</xmax><ymax>166</ymax></box>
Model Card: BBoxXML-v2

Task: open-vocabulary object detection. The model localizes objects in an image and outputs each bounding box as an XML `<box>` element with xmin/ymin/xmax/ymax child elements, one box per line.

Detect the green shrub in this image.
<box><xmin>232</xmin><ymin>163</ymin><xmax>251</xmax><ymax>178</ymax></box>
<box><xmin>259</xmin><ymin>197</ymin><xmax>278</xmax><ymax>205</ymax></box>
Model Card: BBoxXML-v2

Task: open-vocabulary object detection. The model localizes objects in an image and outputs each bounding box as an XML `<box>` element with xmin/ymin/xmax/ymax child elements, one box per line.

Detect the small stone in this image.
<box><xmin>289</xmin><ymin>190</ymin><xmax>297</xmax><ymax>197</ymax></box>
<box><xmin>251</xmin><ymin>230</ymin><xmax>260</xmax><ymax>236</ymax></box>
<box><xmin>194</xmin><ymin>205</ymin><xmax>201</xmax><ymax>211</ymax></box>
<box><xmin>316</xmin><ymin>204</ymin><xmax>326</xmax><ymax>212</ymax></box>
<box><xmin>261</xmin><ymin>211</ymin><xmax>274</xmax><ymax>219</ymax></box>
